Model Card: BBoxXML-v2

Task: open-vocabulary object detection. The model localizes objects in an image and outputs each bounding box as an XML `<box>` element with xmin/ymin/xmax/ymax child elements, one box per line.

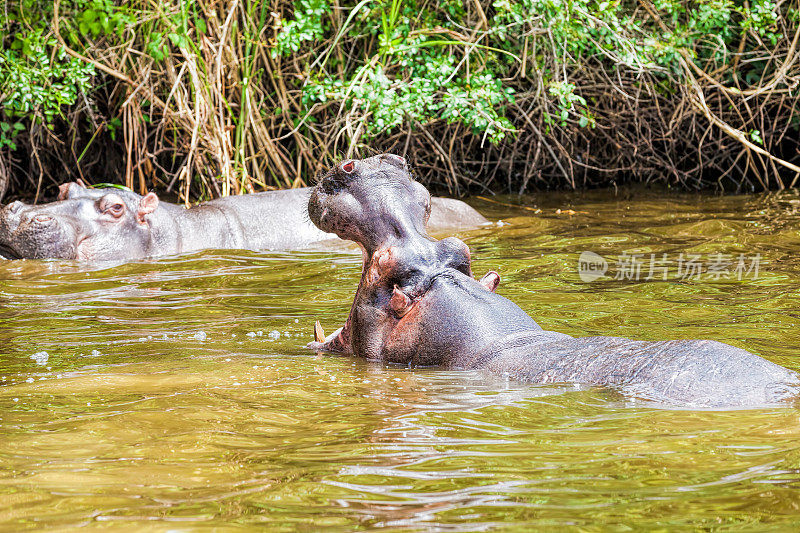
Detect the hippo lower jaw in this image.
<box><xmin>311</xmin><ymin>322</ymin><xmax>352</xmax><ymax>354</ymax></box>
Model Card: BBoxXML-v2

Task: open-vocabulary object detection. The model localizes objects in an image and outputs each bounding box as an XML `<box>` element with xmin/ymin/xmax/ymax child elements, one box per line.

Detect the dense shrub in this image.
<box><xmin>1</xmin><ymin>0</ymin><xmax>799</xmax><ymax>201</ymax></box>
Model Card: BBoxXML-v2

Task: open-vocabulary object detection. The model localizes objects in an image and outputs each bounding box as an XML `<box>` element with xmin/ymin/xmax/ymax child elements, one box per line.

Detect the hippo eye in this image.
<box><xmin>342</xmin><ymin>161</ymin><xmax>356</xmax><ymax>174</ymax></box>
<box><xmin>106</xmin><ymin>203</ymin><xmax>125</xmax><ymax>218</ymax></box>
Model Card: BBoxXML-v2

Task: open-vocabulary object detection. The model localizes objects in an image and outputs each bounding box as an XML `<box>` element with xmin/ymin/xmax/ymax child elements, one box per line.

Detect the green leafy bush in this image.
<box><xmin>0</xmin><ymin>0</ymin><xmax>798</xmax><ymax>198</ymax></box>
<box><xmin>0</xmin><ymin>0</ymin><xmax>133</xmax><ymax>146</ymax></box>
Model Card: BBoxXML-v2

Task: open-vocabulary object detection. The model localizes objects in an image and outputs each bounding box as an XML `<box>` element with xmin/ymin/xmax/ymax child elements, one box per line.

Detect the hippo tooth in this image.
<box><xmin>314</xmin><ymin>321</ymin><xmax>325</xmax><ymax>343</ymax></box>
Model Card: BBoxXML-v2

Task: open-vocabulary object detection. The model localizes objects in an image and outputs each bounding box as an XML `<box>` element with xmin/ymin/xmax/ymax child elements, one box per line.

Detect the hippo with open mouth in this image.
<box><xmin>0</xmin><ymin>167</ymin><xmax>488</xmax><ymax>261</ymax></box>
<box><xmin>307</xmin><ymin>153</ymin><xmax>800</xmax><ymax>408</ymax></box>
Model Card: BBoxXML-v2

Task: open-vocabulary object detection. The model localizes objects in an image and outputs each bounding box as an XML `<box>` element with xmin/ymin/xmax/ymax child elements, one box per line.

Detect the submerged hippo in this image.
<box><xmin>307</xmin><ymin>154</ymin><xmax>800</xmax><ymax>408</ymax></box>
<box><xmin>0</xmin><ymin>164</ymin><xmax>488</xmax><ymax>261</ymax></box>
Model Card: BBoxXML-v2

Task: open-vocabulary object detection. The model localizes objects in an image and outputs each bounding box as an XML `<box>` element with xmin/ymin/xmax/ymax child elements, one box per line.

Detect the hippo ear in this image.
<box><xmin>137</xmin><ymin>192</ymin><xmax>159</xmax><ymax>223</ymax></box>
<box><xmin>479</xmin><ymin>271</ymin><xmax>500</xmax><ymax>293</ymax></box>
<box><xmin>57</xmin><ymin>184</ymin><xmax>70</xmax><ymax>201</ymax></box>
<box><xmin>58</xmin><ymin>180</ymin><xmax>89</xmax><ymax>200</ymax></box>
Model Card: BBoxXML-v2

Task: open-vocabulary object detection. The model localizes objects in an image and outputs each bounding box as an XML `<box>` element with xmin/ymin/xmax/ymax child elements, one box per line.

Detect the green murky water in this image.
<box><xmin>3</xmin><ymin>189</ymin><xmax>800</xmax><ymax>530</ymax></box>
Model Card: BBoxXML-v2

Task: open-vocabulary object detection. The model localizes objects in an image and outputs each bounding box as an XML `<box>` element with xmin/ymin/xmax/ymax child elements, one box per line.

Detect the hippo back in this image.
<box><xmin>481</xmin><ymin>334</ymin><xmax>800</xmax><ymax>408</ymax></box>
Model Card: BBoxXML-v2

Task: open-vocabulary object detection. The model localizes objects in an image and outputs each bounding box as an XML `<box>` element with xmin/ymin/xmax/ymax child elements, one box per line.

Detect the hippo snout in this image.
<box><xmin>1</xmin><ymin>202</ymin><xmax>23</xmax><ymax>232</ymax></box>
<box><xmin>12</xmin><ymin>210</ymin><xmax>56</xmax><ymax>230</ymax></box>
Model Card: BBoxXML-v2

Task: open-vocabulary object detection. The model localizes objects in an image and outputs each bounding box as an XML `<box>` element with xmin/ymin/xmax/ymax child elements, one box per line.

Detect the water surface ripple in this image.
<box><xmin>2</xmin><ymin>189</ymin><xmax>800</xmax><ymax>530</ymax></box>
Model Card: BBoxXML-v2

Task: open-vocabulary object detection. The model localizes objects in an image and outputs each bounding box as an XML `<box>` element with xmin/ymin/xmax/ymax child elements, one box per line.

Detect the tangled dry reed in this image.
<box><xmin>1</xmin><ymin>0</ymin><xmax>799</xmax><ymax>202</ymax></box>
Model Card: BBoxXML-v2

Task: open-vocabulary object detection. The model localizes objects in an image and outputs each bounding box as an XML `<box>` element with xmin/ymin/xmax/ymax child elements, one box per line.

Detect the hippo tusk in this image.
<box><xmin>314</xmin><ymin>321</ymin><xmax>325</xmax><ymax>343</ymax></box>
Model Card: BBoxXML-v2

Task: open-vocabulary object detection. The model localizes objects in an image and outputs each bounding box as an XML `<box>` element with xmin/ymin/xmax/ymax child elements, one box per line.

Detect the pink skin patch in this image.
<box><xmin>76</xmin><ymin>238</ymin><xmax>92</xmax><ymax>261</ymax></box>
<box><xmin>311</xmin><ymin>242</ymin><xmax>499</xmax><ymax>354</ymax></box>
<box><xmin>390</xmin><ymin>286</ymin><xmax>413</xmax><ymax>317</ymax></box>
<box><xmin>383</xmin><ymin>292</ymin><xmax>433</xmax><ymax>365</ymax></box>
<box><xmin>312</xmin><ymin>246</ymin><xmax>398</xmax><ymax>354</ymax></box>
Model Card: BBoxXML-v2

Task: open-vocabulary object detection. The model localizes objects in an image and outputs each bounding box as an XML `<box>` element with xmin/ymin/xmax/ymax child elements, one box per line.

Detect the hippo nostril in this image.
<box><xmin>7</xmin><ymin>201</ymin><xmax>23</xmax><ymax>214</ymax></box>
<box><xmin>342</xmin><ymin>160</ymin><xmax>356</xmax><ymax>174</ymax></box>
<box><xmin>33</xmin><ymin>214</ymin><xmax>53</xmax><ymax>224</ymax></box>
<box><xmin>382</xmin><ymin>154</ymin><xmax>406</xmax><ymax>168</ymax></box>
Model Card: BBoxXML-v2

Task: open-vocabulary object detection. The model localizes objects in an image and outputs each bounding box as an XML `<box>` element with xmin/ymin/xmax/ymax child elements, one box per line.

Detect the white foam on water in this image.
<box><xmin>30</xmin><ymin>351</ymin><xmax>49</xmax><ymax>366</ymax></box>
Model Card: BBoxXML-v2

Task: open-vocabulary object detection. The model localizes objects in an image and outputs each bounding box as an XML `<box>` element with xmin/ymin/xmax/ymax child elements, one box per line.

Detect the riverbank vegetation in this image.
<box><xmin>1</xmin><ymin>0</ymin><xmax>799</xmax><ymax>202</ymax></box>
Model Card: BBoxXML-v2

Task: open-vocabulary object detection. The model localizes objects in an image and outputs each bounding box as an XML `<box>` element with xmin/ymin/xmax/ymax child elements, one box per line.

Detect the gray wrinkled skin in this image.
<box><xmin>308</xmin><ymin>154</ymin><xmax>800</xmax><ymax>408</ymax></box>
<box><xmin>0</xmin><ymin>170</ymin><xmax>488</xmax><ymax>261</ymax></box>
<box><xmin>0</xmin><ymin>187</ymin><xmax>325</xmax><ymax>261</ymax></box>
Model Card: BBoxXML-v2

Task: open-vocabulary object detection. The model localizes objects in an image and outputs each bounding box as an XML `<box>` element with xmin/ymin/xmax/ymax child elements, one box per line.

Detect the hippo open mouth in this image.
<box><xmin>306</xmin><ymin>154</ymin><xmax>501</xmax><ymax>361</ymax></box>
